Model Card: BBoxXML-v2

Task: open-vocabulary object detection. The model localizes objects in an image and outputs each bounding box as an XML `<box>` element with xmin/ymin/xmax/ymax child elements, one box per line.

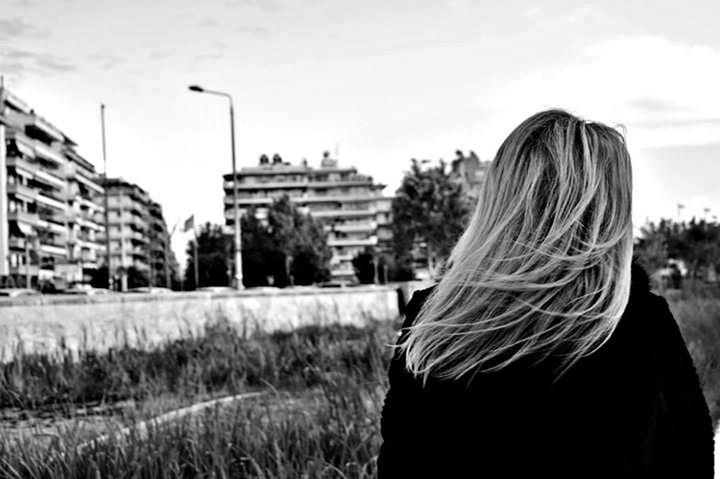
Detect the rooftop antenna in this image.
<box><xmin>0</xmin><ymin>75</ymin><xmax>4</xmax><ymax>88</ymax></box>
<box><xmin>335</xmin><ymin>142</ymin><xmax>339</xmax><ymax>161</ymax></box>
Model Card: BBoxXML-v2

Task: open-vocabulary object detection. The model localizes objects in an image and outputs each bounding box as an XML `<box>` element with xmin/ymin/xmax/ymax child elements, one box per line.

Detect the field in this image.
<box><xmin>0</xmin><ymin>290</ymin><xmax>718</xmax><ymax>478</ymax></box>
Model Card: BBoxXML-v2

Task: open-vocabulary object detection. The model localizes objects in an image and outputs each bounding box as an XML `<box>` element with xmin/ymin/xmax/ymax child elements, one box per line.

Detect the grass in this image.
<box><xmin>0</xmin><ymin>288</ymin><xmax>718</xmax><ymax>478</ymax></box>
<box><xmin>0</xmin><ymin>319</ymin><xmax>393</xmax><ymax>410</ymax></box>
<box><xmin>666</xmin><ymin>288</ymin><xmax>720</xmax><ymax>427</ymax></box>
<box><xmin>1</xmin><ymin>381</ymin><xmax>385</xmax><ymax>478</ymax></box>
<box><xmin>0</xmin><ymin>320</ymin><xmax>396</xmax><ymax>478</ymax></box>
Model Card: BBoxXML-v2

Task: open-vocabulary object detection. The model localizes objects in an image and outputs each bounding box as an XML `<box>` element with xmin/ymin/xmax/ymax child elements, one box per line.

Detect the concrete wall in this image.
<box><xmin>0</xmin><ymin>285</ymin><xmax>408</xmax><ymax>362</ymax></box>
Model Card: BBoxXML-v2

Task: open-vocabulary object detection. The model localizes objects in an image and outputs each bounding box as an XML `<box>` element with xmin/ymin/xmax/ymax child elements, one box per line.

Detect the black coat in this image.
<box><xmin>378</xmin><ymin>266</ymin><xmax>714</xmax><ymax>478</ymax></box>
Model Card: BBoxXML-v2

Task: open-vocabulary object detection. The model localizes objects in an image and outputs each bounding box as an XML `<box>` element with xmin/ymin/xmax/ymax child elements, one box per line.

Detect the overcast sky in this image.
<box><xmin>2</xmin><ymin>0</ymin><xmax>720</xmax><ymax>266</ymax></box>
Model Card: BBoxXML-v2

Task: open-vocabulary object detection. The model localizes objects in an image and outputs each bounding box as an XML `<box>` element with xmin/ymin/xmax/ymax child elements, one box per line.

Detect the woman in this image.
<box><xmin>378</xmin><ymin>110</ymin><xmax>713</xmax><ymax>478</ymax></box>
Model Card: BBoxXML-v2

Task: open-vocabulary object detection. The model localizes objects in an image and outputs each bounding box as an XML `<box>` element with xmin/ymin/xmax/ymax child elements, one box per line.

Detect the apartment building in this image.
<box><xmin>148</xmin><ymin>200</ymin><xmax>178</xmax><ymax>288</ymax></box>
<box><xmin>407</xmin><ymin>151</ymin><xmax>491</xmax><ymax>280</ymax></box>
<box><xmin>222</xmin><ymin>152</ymin><xmax>393</xmax><ymax>281</ymax></box>
<box><xmin>0</xmin><ymin>87</ymin><xmax>106</xmax><ymax>289</ymax></box>
<box><xmin>101</xmin><ymin>178</ymin><xmax>177</xmax><ymax>289</ymax></box>
<box><xmin>450</xmin><ymin>150</ymin><xmax>491</xmax><ymax>201</ymax></box>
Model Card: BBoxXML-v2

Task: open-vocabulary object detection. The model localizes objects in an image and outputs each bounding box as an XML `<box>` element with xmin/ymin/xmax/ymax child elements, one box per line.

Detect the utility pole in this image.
<box><xmin>0</xmin><ymin>76</ymin><xmax>9</xmax><ymax>283</ymax></box>
<box><xmin>188</xmin><ymin>85</ymin><xmax>243</xmax><ymax>289</ymax></box>
<box><xmin>100</xmin><ymin>104</ymin><xmax>112</xmax><ymax>290</ymax></box>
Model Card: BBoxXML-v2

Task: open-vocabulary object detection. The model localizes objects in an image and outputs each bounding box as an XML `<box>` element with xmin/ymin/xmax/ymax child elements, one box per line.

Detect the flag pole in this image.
<box><xmin>193</xmin><ymin>227</ymin><xmax>199</xmax><ymax>290</ymax></box>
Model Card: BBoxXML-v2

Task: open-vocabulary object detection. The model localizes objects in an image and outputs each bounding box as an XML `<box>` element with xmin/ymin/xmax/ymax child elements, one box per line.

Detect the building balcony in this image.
<box><xmin>332</xmin><ymin>252</ymin><xmax>354</xmax><ymax>262</ymax></box>
<box><xmin>8</xmin><ymin>237</ymin><xmax>27</xmax><ymax>250</ymax></box>
<box><xmin>34</xmin><ymin>169</ymin><xmax>66</xmax><ymax>189</ymax></box>
<box><xmin>328</xmin><ymin>237</ymin><xmax>378</xmax><ymax>247</ymax></box>
<box><xmin>5</xmin><ymin>155</ymin><xmax>39</xmax><ymax>176</ymax></box>
<box><xmin>223</xmin><ymin>194</ymin><xmax>384</xmax><ymax>207</ymax></box>
<box><xmin>324</xmin><ymin>221</ymin><xmax>377</xmax><ymax>234</ymax></box>
<box><xmin>26</xmin><ymin>116</ymin><xmax>65</xmax><ymax>143</ymax></box>
<box><xmin>224</xmin><ymin>196</ymin><xmax>274</xmax><ymax>206</ymax></box>
<box><xmin>306</xmin><ymin>178</ymin><xmax>375</xmax><ymax>189</ymax></box>
<box><xmin>75</xmin><ymin>238</ymin><xmax>97</xmax><ymax>249</ymax></box>
<box><xmin>129</xmin><ymin>205</ymin><xmax>145</xmax><ymax>217</ymax></box>
<box><xmin>78</xmin><ymin>197</ymin><xmax>102</xmax><ymax>211</ymax></box>
<box><xmin>8</xmin><ymin>210</ymin><xmax>40</xmax><ymax>225</ymax></box>
<box><xmin>296</xmin><ymin>193</ymin><xmax>381</xmax><ymax>204</ymax></box>
<box><xmin>7</xmin><ymin>182</ymin><xmax>38</xmax><ymax>201</ymax></box>
<box><xmin>77</xmin><ymin>216</ymin><xmax>104</xmax><ymax>231</ymax></box>
<box><xmin>37</xmin><ymin>192</ymin><xmax>67</xmax><ymax>211</ymax></box>
<box><xmin>129</xmin><ymin>231</ymin><xmax>148</xmax><ymax>244</ymax></box>
<box><xmin>131</xmin><ymin>247</ymin><xmax>149</xmax><ymax>258</ymax></box>
<box><xmin>128</xmin><ymin>219</ymin><xmax>147</xmax><ymax>232</ymax></box>
<box><xmin>34</xmin><ymin>142</ymin><xmax>65</xmax><ymax>166</ymax></box>
<box><xmin>6</xmin><ymin>130</ymin><xmax>38</xmax><ymax>160</ymax></box>
<box><xmin>39</xmin><ymin>242</ymin><xmax>68</xmax><ymax>258</ymax></box>
<box><xmin>225</xmin><ymin>180</ymin><xmax>309</xmax><ymax>191</ymax></box>
<box><xmin>37</xmin><ymin>218</ymin><xmax>66</xmax><ymax>234</ymax></box>
<box><xmin>72</xmin><ymin>170</ymin><xmax>104</xmax><ymax>194</ymax></box>
<box><xmin>309</xmin><ymin>209</ymin><xmax>376</xmax><ymax>219</ymax></box>
<box><xmin>224</xmin><ymin>176</ymin><xmax>376</xmax><ymax>192</ymax></box>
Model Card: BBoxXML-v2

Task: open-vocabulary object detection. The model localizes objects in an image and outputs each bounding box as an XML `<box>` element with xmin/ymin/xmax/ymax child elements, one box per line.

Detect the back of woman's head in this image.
<box><xmin>402</xmin><ymin>109</ymin><xmax>634</xmax><ymax>382</ymax></box>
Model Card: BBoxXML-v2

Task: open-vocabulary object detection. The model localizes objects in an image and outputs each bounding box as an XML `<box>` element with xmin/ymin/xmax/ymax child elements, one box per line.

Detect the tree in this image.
<box><xmin>634</xmin><ymin>218</ymin><xmax>720</xmax><ymax>283</ymax></box>
<box><xmin>240</xmin><ymin>197</ymin><xmax>332</xmax><ymax>287</ymax></box>
<box><xmin>391</xmin><ymin>158</ymin><xmax>472</xmax><ymax>279</ymax></box>
<box><xmin>90</xmin><ymin>265</ymin><xmax>109</xmax><ymax>289</ymax></box>
<box><xmin>240</xmin><ymin>208</ymin><xmax>275</xmax><ymax>287</ymax></box>
<box><xmin>127</xmin><ymin>266</ymin><xmax>150</xmax><ymax>289</ymax></box>
<box><xmin>184</xmin><ymin>222</ymin><xmax>233</xmax><ymax>290</ymax></box>
<box><xmin>352</xmin><ymin>247</ymin><xmax>376</xmax><ymax>284</ymax></box>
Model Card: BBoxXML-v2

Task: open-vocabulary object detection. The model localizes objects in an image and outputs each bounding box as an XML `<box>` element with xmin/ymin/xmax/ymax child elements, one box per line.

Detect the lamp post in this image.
<box><xmin>188</xmin><ymin>85</ymin><xmax>243</xmax><ymax>289</ymax></box>
<box><xmin>100</xmin><ymin>104</ymin><xmax>113</xmax><ymax>290</ymax></box>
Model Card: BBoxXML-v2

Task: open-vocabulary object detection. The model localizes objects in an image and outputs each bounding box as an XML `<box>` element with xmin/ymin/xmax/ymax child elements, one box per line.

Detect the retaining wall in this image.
<box><xmin>0</xmin><ymin>285</ymin><xmax>415</xmax><ymax>362</ymax></box>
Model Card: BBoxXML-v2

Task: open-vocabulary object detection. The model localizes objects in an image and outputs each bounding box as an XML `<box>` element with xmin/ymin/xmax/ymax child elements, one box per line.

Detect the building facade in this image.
<box><xmin>101</xmin><ymin>177</ymin><xmax>177</xmax><ymax>289</ymax></box>
<box><xmin>407</xmin><ymin>151</ymin><xmax>491</xmax><ymax>280</ymax></box>
<box><xmin>148</xmin><ymin>200</ymin><xmax>178</xmax><ymax>288</ymax></box>
<box><xmin>0</xmin><ymin>86</ymin><xmax>106</xmax><ymax>289</ymax></box>
<box><xmin>450</xmin><ymin>150</ymin><xmax>491</xmax><ymax>201</ymax></box>
<box><xmin>223</xmin><ymin>152</ymin><xmax>392</xmax><ymax>281</ymax></box>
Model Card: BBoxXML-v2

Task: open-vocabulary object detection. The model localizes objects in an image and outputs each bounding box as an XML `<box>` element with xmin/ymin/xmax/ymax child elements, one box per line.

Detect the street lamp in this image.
<box><xmin>188</xmin><ymin>84</ymin><xmax>243</xmax><ymax>289</ymax></box>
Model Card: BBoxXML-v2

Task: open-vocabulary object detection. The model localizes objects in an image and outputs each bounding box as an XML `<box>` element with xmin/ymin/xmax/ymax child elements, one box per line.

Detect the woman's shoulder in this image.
<box><xmin>624</xmin><ymin>262</ymin><xmax>679</xmax><ymax>337</ymax></box>
<box><xmin>400</xmin><ymin>285</ymin><xmax>436</xmax><ymax>329</ymax></box>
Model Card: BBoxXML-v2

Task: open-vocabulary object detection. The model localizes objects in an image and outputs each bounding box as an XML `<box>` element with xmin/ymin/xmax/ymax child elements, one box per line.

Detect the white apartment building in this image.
<box><xmin>0</xmin><ymin>86</ymin><xmax>105</xmax><ymax>288</ymax></box>
<box><xmin>223</xmin><ymin>152</ymin><xmax>393</xmax><ymax>281</ymax></box>
<box><xmin>101</xmin><ymin>177</ymin><xmax>176</xmax><ymax>289</ymax></box>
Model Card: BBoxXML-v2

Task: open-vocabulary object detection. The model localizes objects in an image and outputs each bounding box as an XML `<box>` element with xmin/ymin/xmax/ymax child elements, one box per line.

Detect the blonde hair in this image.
<box><xmin>402</xmin><ymin>109</ymin><xmax>634</xmax><ymax>382</ymax></box>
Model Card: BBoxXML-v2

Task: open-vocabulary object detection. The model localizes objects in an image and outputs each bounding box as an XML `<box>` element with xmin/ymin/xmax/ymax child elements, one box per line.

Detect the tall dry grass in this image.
<box><xmin>0</xmin><ymin>289</ymin><xmax>718</xmax><ymax>477</ymax></box>
<box><xmin>666</xmin><ymin>289</ymin><xmax>720</xmax><ymax>427</ymax></box>
<box><xmin>0</xmin><ymin>319</ymin><xmax>396</xmax><ymax>478</ymax></box>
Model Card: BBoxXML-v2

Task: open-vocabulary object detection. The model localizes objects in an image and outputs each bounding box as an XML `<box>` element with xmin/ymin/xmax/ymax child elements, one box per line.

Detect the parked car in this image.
<box><xmin>318</xmin><ymin>281</ymin><xmax>348</xmax><ymax>288</ymax></box>
<box><xmin>63</xmin><ymin>285</ymin><xmax>113</xmax><ymax>295</ymax></box>
<box><xmin>0</xmin><ymin>288</ymin><xmax>40</xmax><ymax>298</ymax></box>
<box><xmin>197</xmin><ymin>286</ymin><xmax>236</xmax><ymax>293</ymax></box>
<box><xmin>127</xmin><ymin>287</ymin><xmax>173</xmax><ymax>294</ymax></box>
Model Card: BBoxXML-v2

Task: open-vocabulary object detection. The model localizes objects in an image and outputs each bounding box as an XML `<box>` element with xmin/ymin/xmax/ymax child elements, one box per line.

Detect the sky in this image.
<box><xmin>2</xmin><ymin>0</ymin><xmax>720</xmax><ymax>267</ymax></box>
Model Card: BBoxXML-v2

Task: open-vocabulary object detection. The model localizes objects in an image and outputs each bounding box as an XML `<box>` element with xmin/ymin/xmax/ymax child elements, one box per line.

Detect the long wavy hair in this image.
<box><xmin>401</xmin><ymin>109</ymin><xmax>634</xmax><ymax>382</ymax></box>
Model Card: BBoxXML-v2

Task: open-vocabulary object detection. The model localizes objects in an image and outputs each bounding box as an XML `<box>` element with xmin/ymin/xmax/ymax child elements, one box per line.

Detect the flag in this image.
<box><xmin>182</xmin><ymin>215</ymin><xmax>195</xmax><ymax>233</ymax></box>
